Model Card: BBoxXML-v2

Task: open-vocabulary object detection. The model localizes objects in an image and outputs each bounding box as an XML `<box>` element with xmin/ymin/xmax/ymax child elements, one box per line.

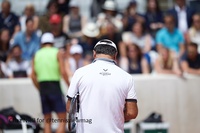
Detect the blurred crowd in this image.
<box><xmin>0</xmin><ymin>0</ymin><xmax>200</xmax><ymax>79</ymax></box>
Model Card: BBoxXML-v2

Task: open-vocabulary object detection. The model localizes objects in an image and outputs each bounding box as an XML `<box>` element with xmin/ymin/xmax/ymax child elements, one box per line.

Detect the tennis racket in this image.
<box><xmin>68</xmin><ymin>92</ymin><xmax>80</xmax><ymax>132</ymax></box>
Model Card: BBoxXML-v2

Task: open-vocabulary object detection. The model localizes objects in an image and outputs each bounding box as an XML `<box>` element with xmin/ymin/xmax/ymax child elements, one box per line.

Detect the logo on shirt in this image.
<box><xmin>99</xmin><ymin>69</ymin><xmax>111</xmax><ymax>76</ymax></box>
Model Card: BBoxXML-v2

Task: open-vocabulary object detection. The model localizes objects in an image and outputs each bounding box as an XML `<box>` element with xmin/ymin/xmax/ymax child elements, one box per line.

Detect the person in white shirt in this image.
<box><xmin>186</xmin><ymin>13</ymin><xmax>200</xmax><ymax>53</ymax></box>
<box><xmin>6</xmin><ymin>45</ymin><xmax>31</xmax><ymax>78</ymax></box>
<box><xmin>66</xmin><ymin>39</ymin><xmax>138</xmax><ymax>133</ymax></box>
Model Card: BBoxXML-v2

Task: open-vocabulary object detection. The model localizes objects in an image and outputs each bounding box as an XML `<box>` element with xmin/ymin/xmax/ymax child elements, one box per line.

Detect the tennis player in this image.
<box><xmin>66</xmin><ymin>39</ymin><xmax>138</xmax><ymax>133</ymax></box>
<box><xmin>31</xmin><ymin>33</ymin><xmax>70</xmax><ymax>133</ymax></box>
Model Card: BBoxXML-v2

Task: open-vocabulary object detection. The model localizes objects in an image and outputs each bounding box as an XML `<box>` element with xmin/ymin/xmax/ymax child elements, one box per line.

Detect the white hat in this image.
<box><xmin>41</xmin><ymin>33</ymin><xmax>54</xmax><ymax>44</ymax></box>
<box><xmin>94</xmin><ymin>39</ymin><xmax>117</xmax><ymax>51</ymax></box>
<box><xmin>70</xmin><ymin>44</ymin><xmax>83</xmax><ymax>55</ymax></box>
<box><xmin>69</xmin><ymin>0</ymin><xmax>79</xmax><ymax>7</ymax></box>
<box><xmin>82</xmin><ymin>22</ymin><xmax>99</xmax><ymax>38</ymax></box>
<box><xmin>102</xmin><ymin>0</ymin><xmax>117</xmax><ymax>11</ymax></box>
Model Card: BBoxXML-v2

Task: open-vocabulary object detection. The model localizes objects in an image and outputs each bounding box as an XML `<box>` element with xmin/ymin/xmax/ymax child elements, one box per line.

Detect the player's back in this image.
<box><xmin>75</xmin><ymin>59</ymin><xmax>133</xmax><ymax>133</ymax></box>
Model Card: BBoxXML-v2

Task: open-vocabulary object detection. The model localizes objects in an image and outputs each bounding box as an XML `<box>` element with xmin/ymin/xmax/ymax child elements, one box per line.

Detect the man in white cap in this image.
<box><xmin>66</xmin><ymin>39</ymin><xmax>138</xmax><ymax>133</ymax></box>
<box><xmin>31</xmin><ymin>33</ymin><xmax>70</xmax><ymax>133</ymax></box>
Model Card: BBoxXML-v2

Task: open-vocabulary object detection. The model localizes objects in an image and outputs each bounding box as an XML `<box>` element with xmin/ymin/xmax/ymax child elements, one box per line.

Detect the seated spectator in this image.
<box><xmin>12</xmin><ymin>18</ymin><xmax>40</xmax><ymax>60</ymax></box>
<box><xmin>62</xmin><ymin>0</ymin><xmax>87</xmax><ymax>38</ymax></box>
<box><xmin>0</xmin><ymin>61</ymin><xmax>6</xmax><ymax>78</ymax></box>
<box><xmin>90</xmin><ymin>0</ymin><xmax>105</xmax><ymax>19</ymax></box>
<box><xmin>80</xmin><ymin>22</ymin><xmax>99</xmax><ymax>63</ymax></box>
<box><xmin>65</xmin><ymin>44</ymin><xmax>87</xmax><ymax>77</ymax></box>
<box><xmin>168</xmin><ymin>0</ymin><xmax>195</xmax><ymax>34</ymax></box>
<box><xmin>50</xmin><ymin>14</ymin><xmax>69</xmax><ymax>49</ymax></box>
<box><xmin>20</xmin><ymin>4</ymin><xmax>39</xmax><ymax>32</ymax></box>
<box><xmin>154</xmin><ymin>47</ymin><xmax>182</xmax><ymax>76</ymax></box>
<box><xmin>119</xmin><ymin>44</ymin><xmax>150</xmax><ymax>74</ymax></box>
<box><xmin>39</xmin><ymin>0</ymin><xmax>59</xmax><ymax>33</ymax></box>
<box><xmin>131</xmin><ymin>21</ymin><xmax>153</xmax><ymax>53</ymax></box>
<box><xmin>0</xmin><ymin>0</ymin><xmax>20</xmax><ymax>37</ymax></box>
<box><xmin>186</xmin><ymin>13</ymin><xmax>200</xmax><ymax>53</ymax></box>
<box><xmin>96</xmin><ymin>0</ymin><xmax>123</xmax><ymax>32</ymax></box>
<box><xmin>100</xmin><ymin>21</ymin><xmax>125</xmax><ymax>59</ymax></box>
<box><xmin>145</xmin><ymin>0</ymin><xmax>164</xmax><ymax>38</ymax></box>
<box><xmin>121</xmin><ymin>21</ymin><xmax>156</xmax><ymax>67</ymax></box>
<box><xmin>122</xmin><ymin>0</ymin><xmax>145</xmax><ymax>31</ymax></box>
<box><xmin>181</xmin><ymin>42</ymin><xmax>200</xmax><ymax>75</ymax></box>
<box><xmin>6</xmin><ymin>45</ymin><xmax>31</xmax><ymax>78</ymax></box>
<box><xmin>156</xmin><ymin>14</ymin><xmax>185</xmax><ymax>57</ymax></box>
<box><xmin>56</xmin><ymin>0</ymin><xmax>70</xmax><ymax>15</ymax></box>
<box><xmin>0</xmin><ymin>28</ymin><xmax>10</xmax><ymax>62</ymax></box>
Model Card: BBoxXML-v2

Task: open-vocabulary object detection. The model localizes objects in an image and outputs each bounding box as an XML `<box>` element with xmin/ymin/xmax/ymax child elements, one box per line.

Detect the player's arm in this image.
<box><xmin>31</xmin><ymin>57</ymin><xmax>39</xmax><ymax>89</ymax></box>
<box><xmin>58</xmin><ymin>50</ymin><xmax>70</xmax><ymax>86</ymax></box>
<box><xmin>124</xmin><ymin>78</ymin><xmax>138</xmax><ymax>121</ymax></box>
<box><xmin>124</xmin><ymin>101</ymin><xmax>138</xmax><ymax>122</ymax></box>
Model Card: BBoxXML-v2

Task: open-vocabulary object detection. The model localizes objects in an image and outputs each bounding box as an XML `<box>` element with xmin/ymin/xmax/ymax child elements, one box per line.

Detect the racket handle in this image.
<box><xmin>77</xmin><ymin>92</ymin><xmax>80</xmax><ymax>113</ymax></box>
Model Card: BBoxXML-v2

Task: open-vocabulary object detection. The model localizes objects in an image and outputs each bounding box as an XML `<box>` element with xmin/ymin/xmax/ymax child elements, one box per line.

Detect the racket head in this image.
<box><xmin>68</xmin><ymin>94</ymin><xmax>78</xmax><ymax>132</ymax></box>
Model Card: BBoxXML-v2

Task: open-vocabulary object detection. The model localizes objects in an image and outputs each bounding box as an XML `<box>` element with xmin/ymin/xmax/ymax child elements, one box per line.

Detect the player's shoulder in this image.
<box><xmin>74</xmin><ymin>63</ymin><xmax>93</xmax><ymax>75</ymax></box>
<box><xmin>115</xmin><ymin>65</ymin><xmax>133</xmax><ymax>79</ymax></box>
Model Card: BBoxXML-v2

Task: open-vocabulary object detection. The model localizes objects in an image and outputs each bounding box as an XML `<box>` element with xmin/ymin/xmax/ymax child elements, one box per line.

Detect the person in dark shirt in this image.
<box><xmin>122</xmin><ymin>0</ymin><xmax>145</xmax><ymax>31</ymax></box>
<box><xmin>0</xmin><ymin>28</ymin><xmax>10</xmax><ymax>62</ymax></box>
<box><xmin>145</xmin><ymin>0</ymin><xmax>164</xmax><ymax>38</ymax></box>
<box><xmin>0</xmin><ymin>0</ymin><xmax>20</xmax><ymax>36</ymax></box>
<box><xmin>181</xmin><ymin>42</ymin><xmax>200</xmax><ymax>75</ymax></box>
<box><xmin>49</xmin><ymin>14</ymin><xmax>69</xmax><ymax>49</ymax></box>
<box><xmin>167</xmin><ymin>0</ymin><xmax>196</xmax><ymax>34</ymax></box>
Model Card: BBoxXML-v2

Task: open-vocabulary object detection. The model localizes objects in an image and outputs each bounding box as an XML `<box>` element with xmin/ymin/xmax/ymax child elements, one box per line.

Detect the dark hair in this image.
<box><xmin>164</xmin><ymin>13</ymin><xmax>175</xmax><ymax>23</ymax></box>
<box><xmin>47</xmin><ymin>0</ymin><xmax>58</xmax><ymax>10</ymax></box>
<box><xmin>0</xmin><ymin>28</ymin><xmax>10</xmax><ymax>51</ymax></box>
<box><xmin>10</xmin><ymin>44</ymin><xmax>21</xmax><ymax>52</ymax></box>
<box><xmin>127</xmin><ymin>43</ymin><xmax>142</xmax><ymax>61</ymax></box>
<box><xmin>147</xmin><ymin>0</ymin><xmax>161</xmax><ymax>13</ymax></box>
<box><xmin>94</xmin><ymin>44</ymin><xmax>117</xmax><ymax>57</ymax></box>
<box><xmin>132</xmin><ymin>21</ymin><xmax>146</xmax><ymax>35</ymax></box>
<box><xmin>25</xmin><ymin>17</ymin><xmax>33</xmax><ymax>25</ymax></box>
<box><xmin>188</xmin><ymin>42</ymin><xmax>198</xmax><ymax>49</ymax></box>
<box><xmin>2</xmin><ymin>0</ymin><xmax>11</xmax><ymax>7</ymax></box>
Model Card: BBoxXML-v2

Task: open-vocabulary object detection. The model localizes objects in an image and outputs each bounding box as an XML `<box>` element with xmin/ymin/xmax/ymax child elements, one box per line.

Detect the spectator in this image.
<box><xmin>186</xmin><ymin>13</ymin><xmax>200</xmax><ymax>53</ymax></box>
<box><xmin>156</xmin><ymin>14</ymin><xmax>185</xmax><ymax>57</ymax></box>
<box><xmin>119</xmin><ymin>44</ymin><xmax>150</xmax><ymax>74</ymax></box>
<box><xmin>168</xmin><ymin>0</ymin><xmax>195</xmax><ymax>34</ymax></box>
<box><xmin>13</xmin><ymin>18</ymin><xmax>40</xmax><ymax>60</ymax></box>
<box><xmin>130</xmin><ymin>21</ymin><xmax>153</xmax><ymax>53</ymax></box>
<box><xmin>57</xmin><ymin>0</ymin><xmax>70</xmax><ymax>15</ymax></box>
<box><xmin>38</xmin><ymin>0</ymin><xmax>59</xmax><ymax>33</ymax></box>
<box><xmin>100</xmin><ymin>21</ymin><xmax>125</xmax><ymax>58</ymax></box>
<box><xmin>65</xmin><ymin>44</ymin><xmax>87</xmax><ymax>77</ymax></box>
<box><xmin>0</xmin><ymin>28</ymin><xmax>10</xmax><ymax>62</ymax></box>
<box><xmin>145</xmin><ymin>0</ymin><xmax>164</xmax><ymax>38</ymax></box>
<box><xmin>6</xmin><ymin>45</ymin><xmax>31</xmax><ymax>78</ymax></box>
<box><xmin>62</xmin><ymin>0</ymin><xmax>87</xmax><ymax>38</ymax></box>
<box><xmin>0</xmin><ymin>0</ymin><xmax>20</xmax><ymax>36</ymax></box>
<box><xmin>19</xmin><ymin>4</ymin><xmax>39</xmax><ymax>32</ymax></box>
<box><xmin>50</xmin><ymin>14</ymin><xmax>69</xmax><ymax>49</ymax></box>
<box><xmin>181</xmin><ymin>42</ymin><xmax>200</xmax><ymax>75</ymax></box>
<box><xmin>122</xmin><ymin>0</ymin><xmax>145</xmax><ymax>31</ymax></box>
<box><xmin>154</xmin><ymin>47</ymin><xmax>182</xmax><ymax>76</ymax></box>
<box><xmin>96</xmin><ymin>0</ymin><xmax>123</xmax><ymax>32</ymax></box>
<box><xmin>80</xmin><ymin>22</ymin><xmax>99</xmax><ymax>63</ymax></box>
<box><xmin>0</xmin><ymin>61</ymin><xmax>6</xmax><ymax>78</ymax></box>
<box><xmin>189</xmin><ymin>0</ymin><xmax>200</xmax><ymax>13</ymax></box>
<box><xmin>90</xmin><ymin>0</ymin><xmax>106</xmax><ymax>19</ymax></box>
